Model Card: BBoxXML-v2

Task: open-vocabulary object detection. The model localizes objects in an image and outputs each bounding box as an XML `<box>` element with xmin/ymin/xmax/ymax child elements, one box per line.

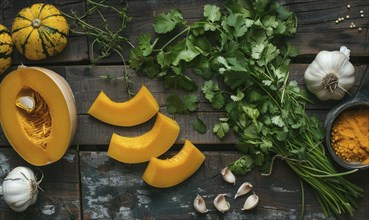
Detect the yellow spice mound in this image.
<box><xmin>331</xmin><ymin>108</ymin><xmax>369</xmax><ymax>164</ymax></box>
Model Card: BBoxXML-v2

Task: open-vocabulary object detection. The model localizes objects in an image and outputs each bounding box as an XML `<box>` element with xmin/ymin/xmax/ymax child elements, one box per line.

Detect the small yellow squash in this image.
<box><xmin>142</xmin><ymin>140</ymin><xmax>205</xmax><ymax>188</ymax></box>
<box><xmin>0</xmin><ymin>66</ymin><xmax>77</xmax><ymax>166</ymax></box>
<box><xmin>0</xmin><ymin>24</ymin><xmax>13</xmax><ymax>74</ymax></box>
<box><xmin>11</xmin><ymin>3</ymin><xmax>69</xmax><ymax>60</ymax></box>
<box><xmin>88</xmin><ymin>85</ymin><xmax>159</xmax><ymax>126</ymax></box>
<box><xmin>107</xmin><ymin>113</ymin><xmax>180</xmax><ymax>163</ymax></box>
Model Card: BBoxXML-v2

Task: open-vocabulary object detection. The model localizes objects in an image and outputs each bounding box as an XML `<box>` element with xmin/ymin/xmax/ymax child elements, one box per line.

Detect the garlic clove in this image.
<box><xmin>221</xmin><ymin>167</ymin><xmax>236</xmax><ymax>185</ymax></box>
<box><xmin>234</xmin><ymin>182</ymin><xmax>253</xmax><ymax>199</ymax></box>
<box><xmin>16</xmin><ymin>96</ymin><xmax>35</xmax><ymax>113</ymax></box>
<box><xmin>241</xmin><ymin>193</ymin><xmax>259</xmax><ymax>211</ymax></box>
<box><xmin>339</xmin><ymin>46</ymin><xmax>350</xmax><ymax>58</ymax></box>
<box><xmin>213</xmin><ymin>193</ymin><xmax>230</xmax><ymax>213</ymax></box>
<box><xmin>193</xmin><ymin>194</ymin><xmax>208</xmax><ymax>213</ymax></box>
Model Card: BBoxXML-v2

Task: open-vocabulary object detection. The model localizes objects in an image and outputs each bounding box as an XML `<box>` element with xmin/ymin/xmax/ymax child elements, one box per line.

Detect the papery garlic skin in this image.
<box><xmin>213</xmin><ymin>193</ymin><xmax>230</xmax><ymax>213</ymax></box>
<box><xmin>0</xmin><ymin>166</ymin><xmax>41</xmax><ymax>212</ymax></box>
<box><xmin>304</xmin><ymin>46</ymin><xmax>355</xmax><ymax>101</ymax></box>
<box><xmin>221</xmin><ymin>167</ymin><xmax>236</xmax><ymax>185</ymax></box>
<box><xmin>242</xmin><ymin>193</ymin><xmax>259</xmax><ymax>211</ymax></box>
<box><xmin>234</xmin><ymin>182</ymin><xmax>253</xmax><ymax>199</ymax></box>
<box><xmin>193</xmin><ymin>194</ymin><xmax>208</xmax><ymax>213</ymax></box>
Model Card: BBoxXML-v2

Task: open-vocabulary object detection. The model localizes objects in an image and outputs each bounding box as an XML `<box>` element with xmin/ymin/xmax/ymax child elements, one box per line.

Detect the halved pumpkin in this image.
<box><xmin>0</xmin><ymin>66</ymin><xmax>77</xmax><ymax>166</ymax></box>
<box><xmin>142</xmin><ymin>140</ymin><xmax>205</xmax><ymax>188</ymax></box>
<box><xmin>107</xmin><ymin>113</ymin><xmax>180</xmax><ymax>163</ymax></box>
<box><xmin>88</xmin><ymin>85</ymin><xmax>159</xmax><ymax>126</ymax></box>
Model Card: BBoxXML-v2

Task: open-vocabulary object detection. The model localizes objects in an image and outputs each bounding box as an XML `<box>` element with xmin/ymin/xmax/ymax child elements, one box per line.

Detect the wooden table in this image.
<box><xmin>0</xmin><ymin>0</ymin><xmax>369</xmax><ymax>219</ymax></box>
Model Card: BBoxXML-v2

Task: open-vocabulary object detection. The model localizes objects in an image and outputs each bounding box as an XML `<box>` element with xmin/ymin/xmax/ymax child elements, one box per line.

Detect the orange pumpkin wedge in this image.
<box><xmin>107</xmin><ymin>113</ymin><xmax>180</xmax><ymax>163</ymax></box>
<box><xmin>88</xmin><ymin>85</ymin><xmax>159</xmax><ymax>126</ymax></box>
<box><xmin>0</xmin><ymin>66</ymin><xmax>77</xmax><ymax>166</ymax></box>
<box><xmin>142</xmin><ymin>140</ymin><xmax>205</xmax><ymax>188</ymax></box>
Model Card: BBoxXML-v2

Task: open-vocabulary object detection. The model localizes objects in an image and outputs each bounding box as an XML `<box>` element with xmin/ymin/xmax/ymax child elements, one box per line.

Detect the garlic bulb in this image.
<box><xmin>304</xmin><ymin>46</ymin><xmax>355</xmax><ymax>101</ymax></box>
<box><xmin>0</xmin><ymin>166</ymin><xmax>43</xmax><ymax>212</ymax></box>
<box><xmin>193</xmin><ymin>194</ymin><xmax>208</xmax><ymax>213</ymax></box>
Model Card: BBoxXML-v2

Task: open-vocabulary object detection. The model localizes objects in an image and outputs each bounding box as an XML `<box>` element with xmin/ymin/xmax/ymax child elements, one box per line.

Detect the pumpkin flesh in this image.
<box><xmin>142</xmin><ymin>140</ymin><xmax>205</xmax><ymax>188</ymax></box>
<box><xmin>0</xmin><ymin>66</ymin><xmax>76</xmax><ymax>166</ymax></box>
<box><xmin>107</xmin><ymin>113</ymin><xmax>180</xmax><ymax>163</ymax></box>
<box><xmin>11</xmin><ymin>3</ymin><xmax>69</xmax><ymax>60</ymax></box>
<box><xmin>88</xmin><ymin>85</ymin><xmax>159</xmax><ymax>126</ymax></box>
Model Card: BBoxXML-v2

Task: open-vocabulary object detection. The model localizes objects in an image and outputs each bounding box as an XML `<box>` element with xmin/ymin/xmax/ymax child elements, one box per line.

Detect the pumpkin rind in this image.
<box><xmin>107</xmin><ymin>113</ymin><xmax>180</xmax><ymax>163</ymax></box>
<box><xmin>11</xmin><ymin>3</ymin><xmax>69</xmax><ymax>60</ymax></box>
<box><xmin>142</xmin><ymin>140</ymin><xmax>205</xmax><ymax>188</ymax></box>
<box><xmin>0</xmin><ymin>66</ymin><xmax>77</xmax><ymax>166</ymax></box>
<box><xmin>88</xmin><ymin>85</ymin><xmax>160</xmax><ymax>126</ymax></box>
<box><xmin>0</xmin><ymin>24</ymin><xmax>13</xmax><ymax>74</ymax></box>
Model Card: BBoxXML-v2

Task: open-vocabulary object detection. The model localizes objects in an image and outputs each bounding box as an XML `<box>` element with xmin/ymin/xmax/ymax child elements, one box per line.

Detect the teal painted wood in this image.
<box><xmin>0</xmin><ymin>149</ymin><xmax>81</xmax><ymax>220</ymax></box>
<box><xmin>79</xmin><ymin>151</ymin><xmax>345</xmax><ymax>219</ymax></box>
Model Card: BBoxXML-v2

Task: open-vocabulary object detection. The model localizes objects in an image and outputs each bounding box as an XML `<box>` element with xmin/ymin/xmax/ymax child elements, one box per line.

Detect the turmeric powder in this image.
<box><xmin>330</xmin><ymin>107</ymin><xmax>369</xmax><ymax>164</ymax></box>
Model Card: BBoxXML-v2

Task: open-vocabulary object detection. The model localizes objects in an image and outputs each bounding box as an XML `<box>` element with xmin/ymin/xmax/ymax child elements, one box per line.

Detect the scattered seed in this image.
<box><xmin>358</xmin><ymin>27</ymin><xmax>362</xmax><ymax>32</ymax></box>
<box><xmin>361</xmin><ymin>14</ymin><xmax>364</xmax><ymax>17</ymax></box>
<box><xmin>347</xmin><ymin>4</ymin><xmax>351</xmax><ymax>9</ymax></box>
<box><xmin>360</xmin><ymin>10</ymin><xmax>364</xmax><ymax>14</ymax></box>
<box><xmin>346</xmin><ymin>15</ymin><xmax>350</xmax><ymax>19</ymax></box>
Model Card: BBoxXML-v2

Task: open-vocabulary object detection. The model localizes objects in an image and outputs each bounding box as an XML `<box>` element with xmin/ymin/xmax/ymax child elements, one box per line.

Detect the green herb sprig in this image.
<box><xmin>129</xmin><ymin>0</ymin><xmax>363</xmax><ymax>216</ymax></box>
<box><xmin>63</xmin><ymin>0</ymin><xmax>134</xmax><ymax>97</ymax></box>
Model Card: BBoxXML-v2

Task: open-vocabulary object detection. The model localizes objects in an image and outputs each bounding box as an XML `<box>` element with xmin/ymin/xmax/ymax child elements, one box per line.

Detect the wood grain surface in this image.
<box><xmin>0</xmin><ymin>0</ymin><xmax>368</xmax><ymax>219</ymax></box>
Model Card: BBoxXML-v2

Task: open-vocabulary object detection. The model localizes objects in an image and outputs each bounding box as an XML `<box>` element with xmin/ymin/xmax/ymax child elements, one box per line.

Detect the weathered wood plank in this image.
<box><xmin>285</xmin><ymin>0</ymin><xmax>369</xmax><ymax>56</ymax></box>
<box><xmin>0</xmin><ymin>64</ymin><xmax>366</xmax><ymax>146</ymax></box>
<box><xmin>84</xmin><ymin>0</ymin><xmax>369</xmax><ymax>64</ymax></box>
<box><xmin>0</xmin><ymin>148</ymin><xmax>81</xmax><ymax>220</ymax></box>
<box><xmin>79</xmin><ymin>151</ymin><xmax>369</xmax><ymax>219</ymax></box>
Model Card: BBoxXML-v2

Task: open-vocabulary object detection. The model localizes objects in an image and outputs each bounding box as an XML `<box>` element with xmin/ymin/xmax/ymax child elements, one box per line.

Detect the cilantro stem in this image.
<box><xmin>158</xmin><ymin>27</ymin><xmax>190</xmax><ymax>51</ymax></box>
<box><xmin>299</xmin><ymin>178</ymin><xmax>305</xmax><ymax>220</ymax></box>
<box><xmin>130</xmin><ymin>1</ymin><xmax>363</xmax><ymax>216</ymax></box>
<box><xmin>63</xmin><ymin>0</ymin><xmax>134</xmax><ymax>97</ymax></box>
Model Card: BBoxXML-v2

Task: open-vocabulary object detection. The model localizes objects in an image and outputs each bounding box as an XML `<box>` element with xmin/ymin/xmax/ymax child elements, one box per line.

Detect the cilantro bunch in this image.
<box><xmin>129</xmin><ymin>0</ymin><xmax>363</xmax><ymax>216</ymax></box>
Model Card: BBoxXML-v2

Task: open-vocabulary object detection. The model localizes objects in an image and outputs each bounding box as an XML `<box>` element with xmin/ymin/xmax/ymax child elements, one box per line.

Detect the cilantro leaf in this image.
<box><xmin>202</xmin><ymin>80</ymin><xmax>218</xmax><ymax>101</ymax></box>
<box><xmin>183</xmin><ymin>94</ymin><xmax>198</xmax><ymax>112</ymax></box>
<box><xmin>153</xmin><ymin>9</ymin><xmax>185</xmax><ymax>34</ymax></box>
<box><xmin>172</xmin><ymin>39</ymin><xmax>201</xmax><ymax>66</ymax></box>
<box><xmin>137</xmin><ymin>34</ymin><xmax>157</xmax><ymax>56</ymax></box>
<box><xmin>228</xmin><ymin>155</ymin><xmax>255</xmax><ymax>175</ymax></box>
<box><xmin>212</xmin><ymin>93</ymin><xmax>225</xmax><ymax>109</ymax></box>
<box><xmin>204</xmin><ymin>4</ymin><xmax>221</xmax><ymax>22</ymax></box>
<box><xmin>192</xmin><ymin>57</ymin><xmax>213</xmax><ymax>79</ymax></box>
<box><xmin>271</xmin><ymin>115</ymin><xmax>285</xmax><ymax>127</ymax></box>
<box><xmin>201</xmin><ymin>80</ymin><xmax>225</xmax><ymax>109</ymax></box>
<box><xmin>251</xmin><ymin>43</ymin><xmax>265</xmax><ymax>59</ymax></box>
<box><xmin>129</xmin><ymin>47</ymin><xmax>144</xmax><ymax>70</ymax></box>
<box><xmin>192</xmin><ymin>117</ymin><xmax>208</xmax><ymax>134</ymax></box>
<box><xmin>166</xmin><ymin>94</ymin><xmax>198</xmax><ymax>114</ymax></box>
<box><xmin>213</xmin><ymin>120</ymin><xmax>229</xmax><ymax>138</ymax></box>
<box><xmin>225</xmin><ymin>13</ymin><xmax>252</xmax><ymax>38</ymax></box>
<box><xmin>163</xmin><ymin>73</ymin><xmax>198</xmax><ymax>91</ymax></box>
<box><xmin>230</xmin><ymin>90</ymin><xmax>244</xmax><ymax>102</ymax></box>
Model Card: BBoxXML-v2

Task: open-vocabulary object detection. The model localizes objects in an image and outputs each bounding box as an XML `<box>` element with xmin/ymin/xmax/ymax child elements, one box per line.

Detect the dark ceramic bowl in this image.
<box><xmin>324</xmin><ymin>66</ymin><xmax>369</xmax><ymax>170</ymax></box>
